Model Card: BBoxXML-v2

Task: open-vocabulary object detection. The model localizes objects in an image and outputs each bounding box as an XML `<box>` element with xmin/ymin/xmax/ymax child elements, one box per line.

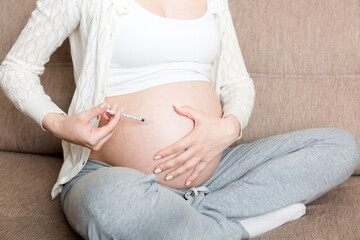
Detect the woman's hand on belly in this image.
<box><xmin>152</xmin><ymin>105</ymin><xmax>241</xmax><ymax>186</ymax></box>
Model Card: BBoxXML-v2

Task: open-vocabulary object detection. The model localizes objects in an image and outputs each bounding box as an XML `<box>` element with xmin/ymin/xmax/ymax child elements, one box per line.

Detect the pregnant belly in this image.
<box><xmin>89</xmin><ymin>80</ymin><xmax>224</xmax><ymax>189</ymax></box>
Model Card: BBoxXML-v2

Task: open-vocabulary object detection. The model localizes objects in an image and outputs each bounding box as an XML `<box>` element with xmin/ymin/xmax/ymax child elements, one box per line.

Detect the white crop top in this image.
<box><xmin>104</xmin><ymin>0</ymin><xmax>220</xmax><ymax>97</ymax></box>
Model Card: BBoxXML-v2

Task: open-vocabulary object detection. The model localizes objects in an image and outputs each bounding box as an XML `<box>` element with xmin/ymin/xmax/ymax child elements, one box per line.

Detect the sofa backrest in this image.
<box><xmin>0</xmin><ymin>0</ymin><xmax>359</xmax><ymax>167</ymax></box>
<box><xmin>228</xmin><ymin>0</ymin><xmax>360</xmax><ymax>173</ymax></box>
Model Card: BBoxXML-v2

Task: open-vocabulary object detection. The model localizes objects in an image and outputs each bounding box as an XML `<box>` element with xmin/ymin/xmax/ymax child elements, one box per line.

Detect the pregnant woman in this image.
<box><xmin>0</xmin><ymin>0</ymin><xmax>358</xmax><ymax>239</ymax></box>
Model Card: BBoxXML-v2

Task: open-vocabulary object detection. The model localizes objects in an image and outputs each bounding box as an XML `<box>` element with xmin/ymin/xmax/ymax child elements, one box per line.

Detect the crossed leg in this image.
<box><xmin>61</xmin><ymin>128</ymin><xmax>359</xmax><ymax>239</ymax></box>
<box><xmin>197</xmin><ymin>128</ymin><xmax>359</xmax><ymax>217</ymax></box>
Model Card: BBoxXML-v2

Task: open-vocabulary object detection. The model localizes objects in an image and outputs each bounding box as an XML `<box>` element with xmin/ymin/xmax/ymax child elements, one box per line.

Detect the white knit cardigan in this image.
<box><xmin>0</xmin><ymin>0</ymin><xmax>255</xmax><ymax>200</ymax></box>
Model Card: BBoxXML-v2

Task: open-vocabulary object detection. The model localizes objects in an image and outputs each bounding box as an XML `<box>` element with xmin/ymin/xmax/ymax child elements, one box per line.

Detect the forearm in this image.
<box><xmin>217</xmin><ymin>0</ymin><xmax>255</xmax><ymax>141</ymax></box>
<box><xmin>0</xmin><ymin>0</ymin><xmax>80</xmax><ymax>131</ymax></box>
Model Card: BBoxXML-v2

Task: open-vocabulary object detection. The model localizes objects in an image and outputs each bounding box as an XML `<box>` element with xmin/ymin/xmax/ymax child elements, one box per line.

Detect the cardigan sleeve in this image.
<box><xmin>0</xmin><ymin>0</ymin><xmax>81</xmax><ymax>131</ymax></box>
<box><xmin>219</xmin><ymin>0</ymin><xmax>255</xmax><ymax>141</ymax></box>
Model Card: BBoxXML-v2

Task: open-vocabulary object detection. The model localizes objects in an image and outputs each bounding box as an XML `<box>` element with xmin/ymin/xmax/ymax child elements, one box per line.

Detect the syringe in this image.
<box><xmin>106</xmin><ymin>109</ymin><xmax>149</xmax><ymax>123</ymax></box>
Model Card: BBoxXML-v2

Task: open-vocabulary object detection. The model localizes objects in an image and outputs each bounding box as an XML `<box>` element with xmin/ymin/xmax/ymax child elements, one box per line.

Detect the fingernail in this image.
<box><xmin>107</xmin><ymin>104</ymin><xmax>110</xmax><ymax>109</ymax></box>
<box><xmin>173</xmin><ymin>104</ymin><xmax>181</xmax><ymax>108</ymax></box>
<box><xmin>114</xmin><ymin>102</ymin><xmax>118</xmax><ymax>110</ymax></box>
<box><xmin>165</xmin><ymin>175</ymin><xmax>173</xmax><ymax>181</ymax></box>
<box><xmin>121</xmin><ymin>106</ymin><xmax>124</xmax><ymax>113</ymax></box>
<box><xmin>153</xmin><ymin>155</ymin><xmax>162</xmax><ymax>160</ymax></box>
<box><xmin>100</xmin><ymin>102</ymin><xmax>107</xmax><ymax>108</ymax></box>
<box><xmin>154</xmin><ymin>168</ymin><xmax>162</xmax><ymax>174</ymax></box>
<box><xmin>186</xmin><ymin>181</ymin><xmax>192</xmax><ymax>186</ymax></box>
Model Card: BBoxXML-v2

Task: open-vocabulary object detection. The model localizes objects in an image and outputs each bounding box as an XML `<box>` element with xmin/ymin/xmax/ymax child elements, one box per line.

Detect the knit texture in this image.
<box><xmin>0</xmin><ymin>0</ymin><xmax>255</xmax><ymax>200</ymax></box>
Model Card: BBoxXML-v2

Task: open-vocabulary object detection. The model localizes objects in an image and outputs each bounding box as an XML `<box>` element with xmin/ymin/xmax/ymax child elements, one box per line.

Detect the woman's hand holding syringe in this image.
<box><xmin>42</xmin><ymin>102</ymin><xmax>122</xmax><ymax>151</ymax></box>
<box><xmin>42</xmin><ymin>102</ymin><xmax>150</xmax><ymax>151</ymax></box>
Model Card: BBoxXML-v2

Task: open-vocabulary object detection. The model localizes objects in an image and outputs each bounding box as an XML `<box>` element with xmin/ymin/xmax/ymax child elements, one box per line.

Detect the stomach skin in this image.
<box><xmin>89</xmin><ymin>80</ymin><xmax>224</xmax><ymax>189</ymax></box>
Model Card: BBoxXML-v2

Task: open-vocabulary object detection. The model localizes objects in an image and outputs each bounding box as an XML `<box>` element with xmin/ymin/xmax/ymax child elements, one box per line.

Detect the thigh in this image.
<box><xmin>60</xmin><ymin>159</ymin><xmax>112</xmax><ymax>213</ymax></box>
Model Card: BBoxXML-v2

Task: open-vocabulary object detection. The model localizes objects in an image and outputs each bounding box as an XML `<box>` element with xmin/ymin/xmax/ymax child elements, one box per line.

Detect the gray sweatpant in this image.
<box><xmin>60</xmin><ymin>128</ymin><xmax>359</xmax><ymax>240</ymax></box>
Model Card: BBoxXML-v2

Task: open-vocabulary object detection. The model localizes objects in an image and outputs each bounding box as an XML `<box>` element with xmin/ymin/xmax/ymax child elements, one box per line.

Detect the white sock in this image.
<box><xmin>237</xmin><ymin>203</ymin><xmax>306</xmax><ymax>238</ymax></box>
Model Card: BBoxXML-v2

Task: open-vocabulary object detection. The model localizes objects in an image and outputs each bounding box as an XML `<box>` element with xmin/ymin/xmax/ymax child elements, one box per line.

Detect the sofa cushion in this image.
<box><xmin>0</xmin><ymin>151</ymin><xmax>80</xmax><ymax>240</ymax></box>
<box><xmin>253</xmin><ymin>176</ymin><xmax>360</xmax><ymax>240</ymax></box>
<box><xmin>1</xmin><ymin>151</ymin><xmax>360</xmax><ymax>240</ymax></box>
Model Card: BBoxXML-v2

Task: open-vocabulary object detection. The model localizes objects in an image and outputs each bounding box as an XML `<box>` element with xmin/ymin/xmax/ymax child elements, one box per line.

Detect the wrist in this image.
<box><xmin>224</xmin><ymin>114</ymin><xmax>241</xmax><ymax>140</ymax></box>
<box><xmin>42</xmin><ymin>112</ymin><xmax>67</xmax><ymax>136</ymax></box>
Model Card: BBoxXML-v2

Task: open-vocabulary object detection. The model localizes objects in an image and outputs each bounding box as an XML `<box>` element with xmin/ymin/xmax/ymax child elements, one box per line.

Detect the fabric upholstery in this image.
<box><xmin>252</xmin><ymin>176</ymin><xmax>360</xmax><ymax>240</ymax></box>
<box><xmin>0</xmin><ymin>151</ymin><xmax>81</xmax><ymax>240</ymax></box>
<box><xmin>227</xmin><ymin>0</ymin><xmax>360</xmax><ymax>173</ymax></box>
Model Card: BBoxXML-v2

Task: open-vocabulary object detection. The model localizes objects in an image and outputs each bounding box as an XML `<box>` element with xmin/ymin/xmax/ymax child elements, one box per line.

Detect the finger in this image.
<box><xmin>185</xmin><ymin>161</ymin><xmax>208</xmax><ymax>186</ymax></box>
<box><xmin>86</xmin><ymin>102</ymin><xmax>109</xmax><ymax>120</ymax></box>
<box><xmin>91</xmin><ymin>126</ymin><xmax>117</xmax><ymax>151</ymax></box>
<box><xmin>90</xmin><ymin>116</ymin><xmax>120</xmax><ymax>149</ymax></box>
<box><xmin>99</xmin><ymin>104</ymin><xmax>116</xmax><ymax>121</ymax></box>
<box><xmin>108</xmin><ymin>103</ymin><xmax>116</xmax><ymax>112</ymax></box>
<box><xmin>104</xmin><ymin>103</ymin><xmax>117</xmax><ymax>119</ymax></box>
<box><xmin>164</xmin><ymin>156</ymin><xmax>201</xmax><ymax>180</ymax></box>
<box><xmin>173</xmin><ymin>105</ymin><xmax>195</xmax><ymax>120</ymax></box>
<box><xmin>105</xmin><ymin>103</ymin><xmax>120</xmax><ymax>118</ymax></box>
<box><xmin>102</xmin><ymin>112</ymin><xmax>110</xmax><ymax>121</ymax></box>
<box><xmin>153</xmin><ymin>148</ymin><xmax>191</xmax><ymax>174</ymax></box>
<box><xmin>91</xmin><ymin>105</ymin><xmax>122</xmax><ymax>141</ymax></box>
<box><xmin>173</xmin><ymin>105</ymin><xmax>204</xmax><ymax>122</ymax></box>
<box><xmin>153</xmin><ymin>136</ymin><xmax>192</xmax><ymax>160</ymax></box>
<box><xmin>96</xmin><ymin>105</ymin><xmax>122</xmax><ymax>133</ymax></box>
<box><xmin>103</xmin><ymin>103</ymin><xmax>119</xmax><ymax>127</ymax></box>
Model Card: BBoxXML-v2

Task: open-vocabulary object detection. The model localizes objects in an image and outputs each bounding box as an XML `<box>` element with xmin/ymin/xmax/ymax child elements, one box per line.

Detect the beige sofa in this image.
<box><xmin>0</xmin><ymin>0</ymin><xmax>359</xmax><ymax>239</ymax></box>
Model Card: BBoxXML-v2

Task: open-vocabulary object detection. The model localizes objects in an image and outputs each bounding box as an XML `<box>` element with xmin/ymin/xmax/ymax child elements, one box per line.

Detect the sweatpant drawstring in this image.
<box><xmin>184</xmin><ymin>186</ymin><xmax>210</xmax><ymax>205</ymax></box>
